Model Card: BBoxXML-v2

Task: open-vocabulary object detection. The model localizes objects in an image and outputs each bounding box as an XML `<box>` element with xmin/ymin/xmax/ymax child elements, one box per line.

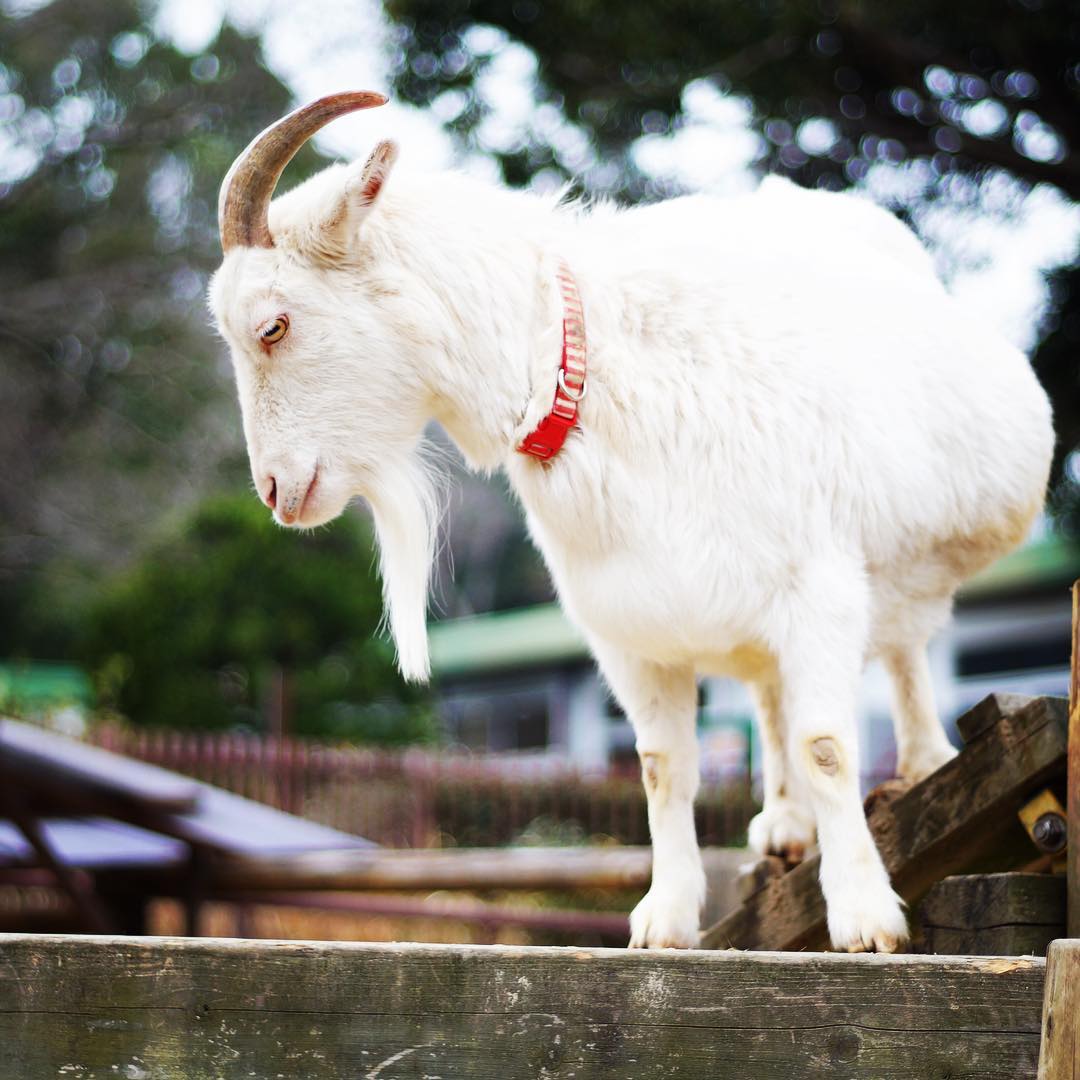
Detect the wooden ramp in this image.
<box><xmin>704</xmin><ymin>693</ymin><xmax>1069</xmax><ymax>952</ymax></box>
<box><xmin>0</xmin><ymin>933</ymin><xmax>1048</xmax><ymax>1079</ymax></box>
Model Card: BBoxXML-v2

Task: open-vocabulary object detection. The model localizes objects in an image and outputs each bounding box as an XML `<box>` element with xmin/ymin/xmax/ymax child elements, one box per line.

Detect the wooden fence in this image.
<box><xmin>88</xmin><ymin>726</ymin><xmax>757</xmax><ymax>848</ymax></box>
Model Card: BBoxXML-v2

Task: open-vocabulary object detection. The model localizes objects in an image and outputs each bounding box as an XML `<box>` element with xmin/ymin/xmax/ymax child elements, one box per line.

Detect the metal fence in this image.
<box><xmin>89</xmin><ymin>726</ymin><xmax>758</xmax><ymax>849</ymax></box>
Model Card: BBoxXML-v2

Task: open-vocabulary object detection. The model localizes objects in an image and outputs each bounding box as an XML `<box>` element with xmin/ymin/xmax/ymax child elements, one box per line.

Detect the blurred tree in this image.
<box><xmin>80</xmin><ymin>493</ymin><xmax>434</xmax><ymax>739</ymax></box>
<box><xmin>389</xmin><ymin>0</ymin><xmax>1080</xmax><ymax>197</ymax></box>
<box><xmin>386</xmin><ymin>0</ymin><xmax>1080</xmax><ymax>500</ymax></box>
<box><xmin>0</xmin><ymin>0</ymin><xmax>329</xmax><ymax>653</ymax></box>
<box><xmin>5</xmin><ymin>0</ymin><xmax>1076</xmax><ymax>659</ymax></box>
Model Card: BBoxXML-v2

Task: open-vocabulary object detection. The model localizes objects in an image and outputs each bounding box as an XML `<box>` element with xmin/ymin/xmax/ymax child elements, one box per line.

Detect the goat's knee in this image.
<box><xmin>637</xmin><ymin>744</ymin><xmax>697</xmax><ymax>807</ymax></box>
<box><xmin>640</xmin><ymin>750</ymin><xmax>667</xmax><ymax>801</ymax></box>
<box><xmin>796</xmin><ymin>734</ymin><xmax>853</xmax><ymax>793</ymax></box>
<box><xmin>809</xmin><ymin>736</ymin><xmax>842</xmax><ymax>777</ymax></box>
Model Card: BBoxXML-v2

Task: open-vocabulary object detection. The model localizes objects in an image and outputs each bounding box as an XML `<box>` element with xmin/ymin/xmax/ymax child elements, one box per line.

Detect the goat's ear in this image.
<box><xmin>348</xmin><ymin>139</ymin><xmax>398</xmax><ymax>210</ymax></box>
<box><xmin>313</xmin><ymin>139</ymin><xmax>398</xmax><ymax>259</ymax></box>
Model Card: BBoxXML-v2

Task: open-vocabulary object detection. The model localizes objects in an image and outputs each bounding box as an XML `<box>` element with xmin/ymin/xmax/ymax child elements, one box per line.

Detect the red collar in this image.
<box><xmin>517</xmin><ymin>261</ymin><xmax>587</xmax><ymax>461</ymax></box>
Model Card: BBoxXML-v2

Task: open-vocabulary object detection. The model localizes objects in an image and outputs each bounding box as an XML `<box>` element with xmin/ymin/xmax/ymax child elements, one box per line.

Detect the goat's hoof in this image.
<box><xmin>628</xmin><ymin>887</ymin><xmax>701</xmax><ymax>949</ymax></box>
<box><xmin>825</xmin><ymin>877</ymin><xmax>909</xmax><ymax>954</ymax></box>
<box><xmin>897</xmin><ymin>742</ymin><xmax>958</xmax><ymax>784</ymax></box>
<box><xmin>747</xmin><ymin>798</ymin><xmax>816</xmax><ymax>865</ymax></box>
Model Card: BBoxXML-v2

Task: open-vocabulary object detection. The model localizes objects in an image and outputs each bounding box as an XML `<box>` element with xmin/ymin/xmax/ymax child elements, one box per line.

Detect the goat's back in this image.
<box><xmin>520</xmin><ymin>186</ymin><xmax>1053</xmax><ymax>644</ymax></box>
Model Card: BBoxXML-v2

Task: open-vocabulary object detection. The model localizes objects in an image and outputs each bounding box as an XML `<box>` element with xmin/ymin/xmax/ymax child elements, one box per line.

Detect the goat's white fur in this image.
<box><xmin>209</xmin><ymin>144</ymin><xmax>1054</xmax><ymax>952</ymax></box>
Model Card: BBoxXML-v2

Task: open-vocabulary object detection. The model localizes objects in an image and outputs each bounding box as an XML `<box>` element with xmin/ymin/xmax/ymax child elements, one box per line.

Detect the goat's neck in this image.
<box><xmin>375</xmin><ymin>189</ymin><xmax>565</xmax><ymax>472</ymax></box>
<box><xmin>427</xmin><ymin>249</ymin><xmax>565</xmax><ymax>472</ymax></box>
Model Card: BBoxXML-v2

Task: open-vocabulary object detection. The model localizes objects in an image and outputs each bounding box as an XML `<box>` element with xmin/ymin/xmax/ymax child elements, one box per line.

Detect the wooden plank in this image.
<box><xmin>1038</xmin><ymin>938</ymin><xmax>1080</xmax><ymax>1079</ymax></box>
<box><xmin>0</xmin><ymin>817</ymin><xmax>186</xmax><ymax>871</ymax></box>
<box><xmin>920</xmin><ymin>873</ymin><xmax>1065</xmax><ymax>958</ymax></box>
<box><xmin>217</xmin><ymin>890</ymin><xmax>632</xmax><ymax>940</ymax></box>
<box><xmin>209</xmin><ymin>844</ymin><xmax>659</xmax><ymax>892</ymax></box>
<box><xmin>0</xmin><ymin>934</ymin><xmax>1046</xmax><ymax>1079</ymax></box>
<box><xmin>208</xmin><ymin>847</ymin><xmax>744</xmax><ymax>916</ymax></box>
<box><xmin>703</xmin><ymin>694</ymin><xmax>1068</xmax><ymax>952</ymax></box>
<box><xmin>919</xmin><ymin>873</ymin><xmax>1065</xmax><ymax>956</ymax></box>
<box><xmin>920</xmin><ymin>873</ymin><xmax>1066</xmax><ymax>930</ymax></box>
<box><xmin>957</xmin><ymin>691</ymin><xmax>1035</xmax><ymax>744</ymax></box>
<box><xmin>162</xmin><ymin>783</ymin><xmax>373</xmax><ymax>856</ymax></box>
<box><xmin>0</xmin><ymin>719</ymin><xmax>199</xmax><ymax>814</ymax></box>
<box><xmin>926</xmin><ymin>924</ymin><xmax>1062</xmax><ymax>957</ymax></box>
<box><xmin>1068</xmin><ymin>580</ymin><xmax>1079</xmax><ymax>938</ymax></box>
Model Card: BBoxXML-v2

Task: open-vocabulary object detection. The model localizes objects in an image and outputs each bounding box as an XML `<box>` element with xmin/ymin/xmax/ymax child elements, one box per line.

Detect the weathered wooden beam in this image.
<box><xmin>919</xmin><ymin>873</ymin><xmax>1066</xmax><ymax>957</ymax></box>
<box><xmin>703</xmin><ymin>694</ymin><xmax>1068</xmax><ymax>952</ymax></box>
<box><xmin>205</xmin><ymin>846</ymin><xmax>745</xmax><ymax>902</ymax></box>
<box><xmin>0</xmin><ymin>934</ymin><xmax>1046</xmax><ymax>1079</ymax></box>
<box><xmin>217</xmin><ymin>890</ymin><xmax>632</xmax><ymax>940</ymax></box>
<box><xmin>208</xmin><ymin>844</ymin><xmax>656</xmax><ymax>892</ymax></box>
<box><xmin>1037</xmin><ymin>938</ymin><xmax>1080</xmax><ymax>1079</ymax></box>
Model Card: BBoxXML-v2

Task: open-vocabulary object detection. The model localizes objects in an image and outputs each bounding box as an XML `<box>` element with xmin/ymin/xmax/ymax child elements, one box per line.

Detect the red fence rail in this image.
<box><xmin>89</xmin><ymin>726</ymin><xmax>758</xmax><ymax>849</ymax></box>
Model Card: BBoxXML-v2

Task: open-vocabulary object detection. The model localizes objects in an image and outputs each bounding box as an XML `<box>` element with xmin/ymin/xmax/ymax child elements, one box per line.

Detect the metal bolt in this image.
<box><xmin>1031</xmin><ymin>812</ymin><xmax>1067</xmax><ymax>854</ymax></box>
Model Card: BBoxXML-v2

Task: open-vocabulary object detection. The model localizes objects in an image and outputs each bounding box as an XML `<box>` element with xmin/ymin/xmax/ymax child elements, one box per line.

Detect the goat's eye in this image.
<box><xmin>259</xmin><ymin>315</ymin><xmax>289</xmax><ymax>345</ymax></box>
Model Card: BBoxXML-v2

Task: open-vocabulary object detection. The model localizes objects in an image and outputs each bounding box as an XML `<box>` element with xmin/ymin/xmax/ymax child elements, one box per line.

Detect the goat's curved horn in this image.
<box><xmin>218</xmin><ymin>90</ymin><xmax>388</xmax><ymax>252</ymax></box>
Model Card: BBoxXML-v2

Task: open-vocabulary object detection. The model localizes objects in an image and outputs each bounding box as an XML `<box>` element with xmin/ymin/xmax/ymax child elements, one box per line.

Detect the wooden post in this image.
<box><xmin>1038</xmin><ymin>938</ymin><xmax>1080</xmax><ymax>1079</ymax></box>
<box><xmin>1070</xmin><ymin>581</ymin><xmax>1079</xmax><ymax>937</ymax></box>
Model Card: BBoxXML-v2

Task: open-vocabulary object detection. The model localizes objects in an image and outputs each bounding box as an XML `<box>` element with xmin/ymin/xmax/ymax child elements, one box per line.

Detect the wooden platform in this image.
<box><xmin>0</xmin><ymin>933</ymin><xmax>1048</xmax><ymax>1079</ymax></box>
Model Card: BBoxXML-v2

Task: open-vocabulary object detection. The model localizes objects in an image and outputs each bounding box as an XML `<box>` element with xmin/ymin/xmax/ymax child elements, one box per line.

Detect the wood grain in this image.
<box><xmin>920</xmin><ymin>873</ymin><xmax>1066</xmax><ymax>929</ymax></box>
<box><xmin>919</xmin><ymin>873</ymin><xmax>1066</xmax><ymax>957</ymax></box>
<box><xmin>0</xmin><ymin>934</ymin><xmax>1046</xmax><ymax>1079</ymax></box>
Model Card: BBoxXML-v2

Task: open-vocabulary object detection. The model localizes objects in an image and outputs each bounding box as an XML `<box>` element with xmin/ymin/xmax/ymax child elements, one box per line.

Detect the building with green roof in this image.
<box><xmin>428</xmin><ymin>534</ymin><xmax>1079</xmax><ymax>776</ymax></box>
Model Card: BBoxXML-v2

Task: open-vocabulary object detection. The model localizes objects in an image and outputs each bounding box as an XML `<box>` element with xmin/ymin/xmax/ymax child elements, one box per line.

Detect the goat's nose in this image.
<box><xmin>261</xmin><ymin>476</ymin><xmax>277</xmax><ymax>509</ymax></box>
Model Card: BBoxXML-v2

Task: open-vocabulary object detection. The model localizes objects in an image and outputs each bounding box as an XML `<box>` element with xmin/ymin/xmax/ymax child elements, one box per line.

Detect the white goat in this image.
<box><xmin>209</xmin><ymin>93</ymin><xmax>1054</xmax><ymax>952</ymax></box>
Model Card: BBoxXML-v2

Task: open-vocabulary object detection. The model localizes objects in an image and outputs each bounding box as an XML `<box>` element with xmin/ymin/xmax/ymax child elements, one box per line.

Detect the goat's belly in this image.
<box><xmin>549</xmin><ymin>546</ymin><xmax>768</xmax><ymax>671</ymax></box>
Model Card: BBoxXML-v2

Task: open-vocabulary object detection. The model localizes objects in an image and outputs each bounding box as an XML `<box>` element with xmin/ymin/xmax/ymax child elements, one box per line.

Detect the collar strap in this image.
<box><xmin>517</xmin><ymin>261</ymin><xmax>587</xmax><ymax>462</ymax></box>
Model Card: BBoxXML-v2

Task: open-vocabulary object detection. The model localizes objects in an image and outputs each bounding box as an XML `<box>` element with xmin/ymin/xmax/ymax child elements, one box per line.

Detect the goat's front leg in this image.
<box><xmin>774</xmin><ymin>562</ymin><xmax>909</xmax><ymax>952</ymax></box>
<box><xmin>592</xmin><ymin>642</ymin><xmax>703</xmax><ymax>948</ymax></box>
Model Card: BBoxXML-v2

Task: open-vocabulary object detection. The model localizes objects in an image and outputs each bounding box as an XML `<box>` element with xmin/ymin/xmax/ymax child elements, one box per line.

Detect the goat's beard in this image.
<box><xmin>366</xmin><ymin>451</ymin><xmax>439</xmax><ymax>683</ymax></box>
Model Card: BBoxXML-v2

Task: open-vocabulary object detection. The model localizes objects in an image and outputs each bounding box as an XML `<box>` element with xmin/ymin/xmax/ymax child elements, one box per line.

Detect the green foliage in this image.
<box><xmin>80</xmin><ymin>494</ymin><xmax>434</xmax><ymax>742</ymax></box>
<box><xmin>0</xmin><ymin>0</ymin><xmax>329</xmax><ymax>649</ymax></box>
<box><xmin>387</xmin><ymin>0</ymin><xmax>1080</xmax><ymax>199</ymax></box>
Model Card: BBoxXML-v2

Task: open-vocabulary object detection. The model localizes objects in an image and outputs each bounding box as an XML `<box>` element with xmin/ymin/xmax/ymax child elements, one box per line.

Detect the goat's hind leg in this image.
<box><xmin>592</xmin><ymin>642</ymin><xmax>704</xmax><ymax>948</ymax></box>
<box><xmin>882</xmin><ymin>642</ymin><xmax>957</xmax><ymax>783</ymax></box>
<box><xmin>746</xmin><ymin>676</ymin><xmax>816</xmax><ymax>865</ymax></box>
